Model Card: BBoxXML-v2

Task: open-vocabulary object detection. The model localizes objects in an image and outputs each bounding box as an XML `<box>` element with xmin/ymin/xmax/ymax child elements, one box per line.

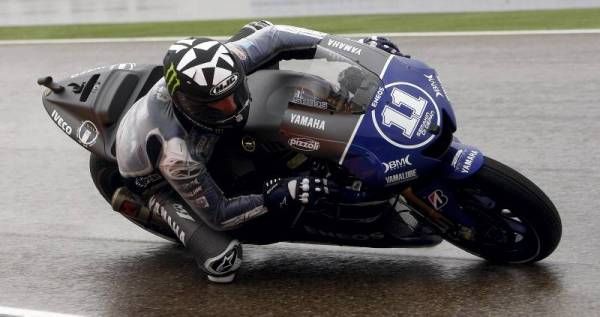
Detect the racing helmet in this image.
<box><xmin>163</xmin><ymin>37</ymin><xmax>249</xmax><ymax>129</ymax></box>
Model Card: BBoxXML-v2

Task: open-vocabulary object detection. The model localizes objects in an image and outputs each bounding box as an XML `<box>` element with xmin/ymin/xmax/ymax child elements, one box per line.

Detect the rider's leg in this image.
<box><xmin>148</xmin><ymin>188</ymin><xmax>243</xmax><ymax>283</ymax></box>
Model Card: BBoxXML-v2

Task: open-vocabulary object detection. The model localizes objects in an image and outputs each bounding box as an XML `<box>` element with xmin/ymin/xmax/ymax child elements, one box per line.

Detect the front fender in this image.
<box><xmin>441</xmin><ymin>139</ymin><xmax>485</xmax><ymax>180</ymax></box>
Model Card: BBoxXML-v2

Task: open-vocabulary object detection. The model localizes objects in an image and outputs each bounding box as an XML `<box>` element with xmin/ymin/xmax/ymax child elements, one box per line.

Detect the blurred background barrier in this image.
<box><xmin>2</xmin><ymin>0</ymin><xmax>600</xmax><ymax>26</ymax></box>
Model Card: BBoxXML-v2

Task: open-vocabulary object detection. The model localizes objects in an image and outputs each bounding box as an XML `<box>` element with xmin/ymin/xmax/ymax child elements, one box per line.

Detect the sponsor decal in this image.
<box><xmin>451</xmin><ymin>149</ymin><xmax>464</xmax><ymax>168</ymax></box>
<box><xmin>292</xmin><ymin>88</ymin><xmax>328</xmax><ymax>110</ymax></box>
<box><xmin>149</xmin><ymin>198</ymin><xmax>186</xmax><ymax>245</ymax></box>
<box><xmin>50</xmin><ymin>109</ymin><xmax>72</xmax><ymax>135</ymax></box>
<box><xmin>381</xmin><ymin>88</ymin><xmax>428</xmax><ymax>138</ymax></box>
<box><xmin>178</xmin><ymin>179</ymin><xmax>211</xmax><ymax>209</ymax></box>
<box><xmin>165</xmin><ymin>63</ymin><xmax>180</xmax><ymax>95</ymax></box>
<box><xmin>109</xmin><ymin>63</ymin><xmax>136</xmax><ymax>71</ymax></box>
<box><xmin>211</xmin><ymin>246</ymin><xmax>240</xmax><ymax>273</ymax></box>
<box><xmin>134</xmin><ymin>173</ymin><xmax>163</xmax><ymax>188</ymax></box>
<box><xmin>172</xmin><ymin>203</ymin><xmax>195</xmax><ymax>222</ymax></box>
<box><xmin>461</xmin><ymin>150</ymin><xmax>479</xmax><ymax>174</ymax></box>
<box><xmin>289</xmin><ymin>137</ymin><xmax>320</xmax><ymax>152</ymax></box>
<box><xmin>424</xmin><ymin>74</ymin><xmax>445</xmax><ymax>98</ymax></box>
<box><xmin>241</xmin><ymin>135</ymin><xmax>256</xmax><ymax>152</ymax></box>
<box><xmin>221</xmin><ymin>206</ymin><xmax>268</xmax><ymax>229</ymax></box>
<box><xmin>427</xmin><ymin>189</ymin><xmax>449</xmax><ymax>210</ymax></box>
<box><xmin>77</xmin><ymin>120</ymin><xmax>99</xmax><ymax>146</ymax></box>
<box><xmin>416</xmin><ymin>110</ymin><xmax>435</xmax><ymax>137</ymax></box>
<box><xmin>382</xmin><ymin>154</ymin><xmax>412</xmax><ymax>173</ymax></box>
<box><xmin>290</xmin><ymin>113</ymin><xmax>326</xmax><ymax>131</ymax></box>
<box><xmin>372</xmin><ymin>82</ymin><xmax>440</xmax><ymax>149</ymax></box>
<box><xmin>437</xmin><ymin>74</ymin><xmax>450</xmax><ymax>98</ymax></box>
<box><xmin>371</xmin><ymin>87</ymin><xmax>384</xmax><ymax>108</ymax></box>
<box><xmin>385</xmin><ymin>169</ymin><xmax>418</xmax><ymax>184</ymax></box>
<box><xmin>326</xmin><ymin>39</ymin><xmax>362</xmax><ymax>55</ymax></box>
<box><xmin>449</xmin><ymin>148</ymin><xmax>481</xmax><ymax>177</ymax></box>
<box><xmin>209</xmin><ymin>73</ymin><xmax>238</xmax><ymax>96</ymax></box>
<box><xmin>304</xmin><ymin>225</ymin><xmax>385</xmax><ymax>241</ymax></box>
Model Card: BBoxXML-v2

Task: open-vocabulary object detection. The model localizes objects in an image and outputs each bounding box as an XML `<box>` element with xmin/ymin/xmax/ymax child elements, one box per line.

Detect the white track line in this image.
<box><xmin>345</xmin><ymin>28</ymin><xmax>600</xmax><ymax>37</ymax></box>
<box><xmin>0</xmin><ymin>306</ymin><xmax>83</xmax><ymax>317</ymax></box>
<box><xmin>1</xmin><ymin>29</ymin><xmax>600</xmax><ymax>45</ymax></box>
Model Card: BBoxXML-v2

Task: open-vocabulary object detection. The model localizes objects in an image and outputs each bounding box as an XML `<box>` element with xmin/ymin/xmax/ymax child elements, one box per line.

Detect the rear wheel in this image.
<box><xmin>444</xmin><ymin>157</ymin><xmax>561</xmax><ymax>263</ymax></box>
<box><xmin>89</xmin><ymin>153</ymin><xmax>179</xmax><ymax>242</ymax></box>
<box><xmin>89</xmin><ymin>153</ymin><xmax>122</xmax><ymax>202</ymax></box>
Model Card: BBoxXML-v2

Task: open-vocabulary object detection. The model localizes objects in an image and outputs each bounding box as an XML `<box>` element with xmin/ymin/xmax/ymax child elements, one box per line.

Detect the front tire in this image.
<box><xmin>446</xmin><ymin>157</ymin><xmax>561</xmax><ymax>263</ymax></box>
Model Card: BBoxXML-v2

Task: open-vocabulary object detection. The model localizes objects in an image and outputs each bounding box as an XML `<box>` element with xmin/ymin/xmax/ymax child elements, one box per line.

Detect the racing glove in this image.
<box><xmin>358</xmin><ymin>36</ymin><xmax>410</xmax><ymax>58</ymax></box>
<box><xmin>263</xmin><ymin>177</ymin><xmax>333</xmax><ymax>211</ymax></box>
<box><xmin>246</xmin><ymin>20</ymin><xmax>273</xmax><ymax>31</ymax></box>
<box><xmin>228</xmin><ymin>20</ymin><xmax>274</xmax><ymax>43</ymax></box>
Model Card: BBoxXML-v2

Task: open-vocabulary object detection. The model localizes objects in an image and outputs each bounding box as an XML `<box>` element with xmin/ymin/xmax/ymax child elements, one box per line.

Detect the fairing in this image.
<box><xmin>40</xmin><ymin>63</ymin><xmax>163</xmax><ymax>161</ymax></box>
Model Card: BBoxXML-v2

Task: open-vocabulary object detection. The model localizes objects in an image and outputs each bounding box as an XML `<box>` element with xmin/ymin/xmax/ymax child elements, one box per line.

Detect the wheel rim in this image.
<box><xmin>451</xmin><ymin>186</ymin><xmax>542</xmax><ymax>263</ymax></box>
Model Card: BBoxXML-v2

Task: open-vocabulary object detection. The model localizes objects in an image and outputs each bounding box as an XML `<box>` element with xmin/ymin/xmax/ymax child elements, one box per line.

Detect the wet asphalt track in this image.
<box><xmin>1</xmin><ymin>34</ymin><xmax>599</xmax><ymax>316</ymax></box>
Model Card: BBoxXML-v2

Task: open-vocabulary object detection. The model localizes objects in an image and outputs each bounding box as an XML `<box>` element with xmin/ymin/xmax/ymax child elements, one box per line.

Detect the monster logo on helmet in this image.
<box><xmin>165</xmin><ymin>63</ymin><xmax>180</xmax><ymax>95</ymax></box>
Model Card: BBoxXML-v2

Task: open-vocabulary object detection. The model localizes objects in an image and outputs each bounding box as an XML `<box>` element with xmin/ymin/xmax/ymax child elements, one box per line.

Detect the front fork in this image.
<box><xmin>401</xmin><ymin>140</ymin><xmax>485</xmax><ymax>238</ymax></box>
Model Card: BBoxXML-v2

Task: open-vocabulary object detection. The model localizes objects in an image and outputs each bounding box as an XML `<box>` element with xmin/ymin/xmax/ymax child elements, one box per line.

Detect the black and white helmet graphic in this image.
<box><xmin>163</xmin><ymin>37</ymin><xmax>250</xmax><ymax>129</ymax></box>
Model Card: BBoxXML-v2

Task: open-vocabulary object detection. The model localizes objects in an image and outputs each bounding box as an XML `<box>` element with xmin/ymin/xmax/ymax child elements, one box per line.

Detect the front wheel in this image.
<box><xmin>444</xmin><ymin>157</ymin><xmax>562</xmax><ymax>263</ymax></box>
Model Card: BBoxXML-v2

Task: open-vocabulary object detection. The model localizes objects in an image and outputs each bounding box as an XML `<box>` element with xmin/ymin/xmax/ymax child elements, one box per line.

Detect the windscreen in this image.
<box><xmin>278</xmin><ymin>46</ymin><xmax>382</xmax><ymax>113</ymax></box>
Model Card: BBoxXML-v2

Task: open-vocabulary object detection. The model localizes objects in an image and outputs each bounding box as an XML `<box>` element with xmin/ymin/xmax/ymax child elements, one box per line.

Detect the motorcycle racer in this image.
<box><xmin>114</xmin><ymin>21</ymin><xmax>424</xmax><ymax>283</ymax></box>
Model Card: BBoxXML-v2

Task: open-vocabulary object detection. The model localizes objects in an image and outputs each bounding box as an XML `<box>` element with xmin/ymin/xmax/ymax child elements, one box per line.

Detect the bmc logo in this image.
<box><xmin>382</xmin><ymin>155</ymin><xmax>412</xmax><ymax>173</ymax></box>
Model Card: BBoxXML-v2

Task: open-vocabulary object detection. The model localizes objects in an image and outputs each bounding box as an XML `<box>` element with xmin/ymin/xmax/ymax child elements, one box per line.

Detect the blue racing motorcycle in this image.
<box><xmin>38</xmin><ymin>35</ymin><xmax>561</xmax><ymax>264</ymax></box>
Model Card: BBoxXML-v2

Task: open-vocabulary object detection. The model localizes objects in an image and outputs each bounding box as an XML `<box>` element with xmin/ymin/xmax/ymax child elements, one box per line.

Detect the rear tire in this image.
<box><xmin>89</xmin><ymin>153</ymin><xmax>179</xmax><ymax>242</ymax></box>
<box><xmin>89</xmin><ymin>153</ymin><xmax>122</xmax><ymax>203</ymax></box>
<box><xmin>446</xmin><ymin>157</ymin><xmax>561</xmax><ymax>263</ymax></box>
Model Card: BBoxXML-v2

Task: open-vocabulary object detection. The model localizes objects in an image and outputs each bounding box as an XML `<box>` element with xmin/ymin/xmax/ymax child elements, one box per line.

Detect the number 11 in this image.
<box><xmin>381</xmin><ymin>87</ymin><xmax>427</xmax><ymax>139</ymax></box>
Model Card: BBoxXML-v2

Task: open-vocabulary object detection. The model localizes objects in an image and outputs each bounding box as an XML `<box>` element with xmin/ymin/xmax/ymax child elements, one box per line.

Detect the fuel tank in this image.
<box><xmin>245</xmin><ymin>69</ymin><xmax>362</xmax><ymax>162</ymax></box>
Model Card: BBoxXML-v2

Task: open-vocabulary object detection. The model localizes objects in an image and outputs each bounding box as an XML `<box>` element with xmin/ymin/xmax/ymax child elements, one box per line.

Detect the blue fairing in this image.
<box><xmin>441</xmin><ymin>140</ymin><xmax>485</xmax><ymax>180</ymax></box>
<box><xmin>341</xmin><ymin>55</ymin><xmax>469</xmax><ymax>187</ymax></box>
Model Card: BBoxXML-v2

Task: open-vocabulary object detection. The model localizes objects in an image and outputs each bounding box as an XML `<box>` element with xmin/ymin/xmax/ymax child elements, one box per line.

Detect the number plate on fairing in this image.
<box><xmin>340</xmin><ymin>56</ymin><xmax>455</xmax><ymax>187</ymax></box>
<box><xmin>372</xmin><ymin>82</ymin><xmax>441</xmax><ymax>149</ymax></box>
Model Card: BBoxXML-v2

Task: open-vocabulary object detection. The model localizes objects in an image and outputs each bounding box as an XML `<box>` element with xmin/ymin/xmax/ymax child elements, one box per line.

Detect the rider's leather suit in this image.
<box><xmin>115</xmin><ymin>24</ymin><xmax>325</xmax><ymax>281</ymax></box>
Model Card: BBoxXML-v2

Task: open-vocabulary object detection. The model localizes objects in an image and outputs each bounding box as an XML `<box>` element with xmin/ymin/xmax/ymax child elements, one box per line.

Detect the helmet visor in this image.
<box><xmin>172</xmin><ymin>86</ymin><xmax>249</xmax><ymax>126</ymax></box>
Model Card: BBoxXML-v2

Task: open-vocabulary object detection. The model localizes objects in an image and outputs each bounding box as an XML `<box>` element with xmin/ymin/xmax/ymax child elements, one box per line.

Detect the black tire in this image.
<box><xmin>89</xmin><ymin>153</ymin><xmax>123</xmax><ymax>203</ymax></box>
<box><xmin>89</xmin><ymin>153</ymin><xmax>179</xmax><ymax>243</ymax></box>
<box><xmin>445</xmin><ymin>157</ymin><xmax>562</xmax><ymax>263</ymax></box>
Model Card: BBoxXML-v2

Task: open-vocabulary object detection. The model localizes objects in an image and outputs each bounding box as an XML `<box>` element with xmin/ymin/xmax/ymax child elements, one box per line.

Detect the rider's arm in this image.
<box><xmin>225</xmin><ymin>25</ymin><xmax>326</xmax><ymax>74</ymax></box>
<box><xmin>157</xmin><ymin>133</ymin><xmax>268</xmax><ymax>231</ymax></box>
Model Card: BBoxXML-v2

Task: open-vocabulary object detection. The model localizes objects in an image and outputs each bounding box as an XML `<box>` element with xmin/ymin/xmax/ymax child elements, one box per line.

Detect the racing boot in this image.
<box><xmin>149</xmin><ymin>190</ymin><xmax>242</xmax><ymax>283</ymax></box>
